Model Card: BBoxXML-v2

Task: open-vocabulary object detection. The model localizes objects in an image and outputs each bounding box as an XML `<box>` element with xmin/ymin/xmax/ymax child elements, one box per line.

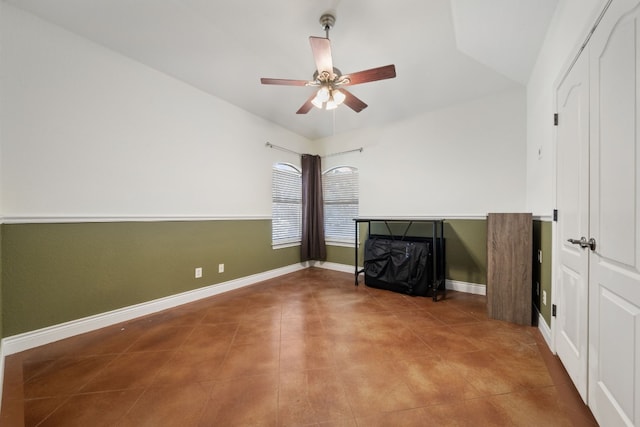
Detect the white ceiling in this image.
<box><xmin>7</xmin><ymin>0</ymin><xmax>558</xmax><ymax>140</ymax></box>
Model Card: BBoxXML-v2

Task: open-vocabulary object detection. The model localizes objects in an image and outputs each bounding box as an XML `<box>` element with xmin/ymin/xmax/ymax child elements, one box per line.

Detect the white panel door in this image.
<box><xmin>589</xmin><ymin>0</ymin><xmax>640</xmax><ymax>425</ymax></box>
<box><xmin>555</xmin><ymin>50</ymin><xmax>590</xmax><ymax>402</ymax></box>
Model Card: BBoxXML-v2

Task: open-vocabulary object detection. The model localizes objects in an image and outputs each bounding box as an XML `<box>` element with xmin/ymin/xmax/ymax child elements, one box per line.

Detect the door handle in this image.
<box><xmin>567</xmin><ymin>237</ymin><xmax>596</xmax><ymax>251</ymax></box>
<box><xmin>567</xmin><ymin>237</ymin><xmax>588</xmax><ymax>247</ymax></box>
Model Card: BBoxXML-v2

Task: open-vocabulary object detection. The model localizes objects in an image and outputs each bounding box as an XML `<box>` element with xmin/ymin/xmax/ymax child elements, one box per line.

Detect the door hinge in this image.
<box><xmin>553</xmin><ymin>209</ymin><xmax>558</xmax><ymax>222</ymax></box>
<box><xmin>554</xmin><ymin>113</ymin><xmax>559</xmax><ymax>126</ymax></box>
<box><xmin>552</xmin><ymin>304</ymin><xmax>557</xmax><ymax>317</ymax></box>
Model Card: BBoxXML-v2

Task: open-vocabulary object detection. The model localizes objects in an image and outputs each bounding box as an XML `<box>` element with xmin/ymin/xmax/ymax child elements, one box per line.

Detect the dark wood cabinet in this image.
<box><xmin>487</xmin><ymin>213</ymin><xmax>532</xmax><ymax>325</ymax></box>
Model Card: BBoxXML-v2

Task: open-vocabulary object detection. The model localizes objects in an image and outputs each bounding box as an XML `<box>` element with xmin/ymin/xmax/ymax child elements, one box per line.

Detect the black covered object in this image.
<box><xmin>364</xmin><ymin>236</ymin><xmax>444</xmax><ymax>296</ymax></box>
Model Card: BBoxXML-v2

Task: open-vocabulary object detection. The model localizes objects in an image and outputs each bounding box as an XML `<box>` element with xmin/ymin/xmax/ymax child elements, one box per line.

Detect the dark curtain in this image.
<box><xmin>300</xmin><ymin>154</ymin><xmax>326</xmax><ymax>261</ymax></box>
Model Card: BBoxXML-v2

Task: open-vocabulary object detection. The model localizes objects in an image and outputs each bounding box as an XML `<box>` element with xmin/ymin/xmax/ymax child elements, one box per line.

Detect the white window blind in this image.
<box><xmin>272</xmin><ymin>163</ymin><xmax>302</xmax><ymax>246</ymax></box>
<box><xmin>323</xmin><ymin>166</ymin><xmax>359</xmax><ymax>244</ymax></box>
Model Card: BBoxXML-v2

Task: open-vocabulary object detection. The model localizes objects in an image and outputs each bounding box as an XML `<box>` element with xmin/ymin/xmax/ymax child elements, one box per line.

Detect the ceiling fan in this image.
<box><xmin>260</xmin><ymin>13</ymin><xmax>396</xmax><ymax>114</ymax></box>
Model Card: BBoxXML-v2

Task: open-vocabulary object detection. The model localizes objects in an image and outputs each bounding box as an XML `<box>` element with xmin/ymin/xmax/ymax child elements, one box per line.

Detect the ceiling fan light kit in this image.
<box><xmin>311</xmin><ymin>85</ymin><xmax>345</xmax><ymax>110</ymax></box>
<box><xmin>260</xmin><ymin>12</ymin><xmax>396</xmax><ymax>114</ymax></box>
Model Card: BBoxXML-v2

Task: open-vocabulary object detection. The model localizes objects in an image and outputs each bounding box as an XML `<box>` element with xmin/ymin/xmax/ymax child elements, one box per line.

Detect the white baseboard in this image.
<box><xmin>313</xmin><ymin>261</ymin><xmax>359</xmax><ymax>274</ymax></box>
<box><xmin>1</xmin><ymin>263</ymin><xmax>307</xmax><ymax>356</ymax></box>
<box><xmin>0</xmin><ymin>343</ymin><xmax>4</xmax><ymax>409</ymax></box>
<box><xmin>317</xmin><ymin>264</ymin><xmax>487</xmax><ymax>296</ymax></box>
<box><xmin>446</xmin><ymin>279</ymin><xmax>486</xmax><ymax>295</ymax></box>
<box><xmin>538</xmin><ymin>309</ymin><xmax>553</xmax><ymax>350</ymax></box>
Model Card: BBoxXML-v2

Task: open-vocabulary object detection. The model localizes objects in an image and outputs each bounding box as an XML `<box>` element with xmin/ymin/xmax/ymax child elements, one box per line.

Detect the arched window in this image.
<box><xmin>272</xmin><ymin>163</ymin><xmax>302</xmax><ymax>247</ymax></box>
<box><xmin>323</xmin><ymin>166</ymin><xmax>359</xmax><ymax>244</ymax></box>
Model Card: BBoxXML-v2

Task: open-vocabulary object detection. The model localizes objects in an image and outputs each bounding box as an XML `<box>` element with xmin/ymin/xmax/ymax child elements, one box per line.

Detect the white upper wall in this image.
<box><xmin>526</xmin><ymin>0</ymin><xmax>609</xmax><ymax>216</ymax></box>
<box><xmin>319</xmin><ymin>87</ymin><xmax>527</xmax><ymax>217</ymax></box>
<box><xmin>0</xmin><ymin>4</ymin><xmax>312</xmax><ymax>219</ymax></box>
<box><xmin>451</xmin><ymin>0</ymin><xmax>558</xmax><ymax>84</ymax></box>
<box><xmin>2</xmin><ymin>2</ymin><xmax>529</xmax><ymax>221</ymax></box>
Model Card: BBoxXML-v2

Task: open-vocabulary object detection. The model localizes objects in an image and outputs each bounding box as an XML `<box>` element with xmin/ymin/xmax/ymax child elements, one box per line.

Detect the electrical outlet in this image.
<box><xmin>542</xmin><ymin>290</ymin><xmax>547</xmax><ymax>305</ymax></box>
<box><xmin>218</xmin><ymin>263</ymin><xmax>224</xmax><ymax>273</ymax></box>
<box><xmin>195</xmin><ymin>267</ymin><xmax>202</xmax><ymax>278</ymax></box>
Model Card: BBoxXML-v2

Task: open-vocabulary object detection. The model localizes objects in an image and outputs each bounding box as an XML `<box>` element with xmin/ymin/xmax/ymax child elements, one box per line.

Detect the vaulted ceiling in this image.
<box><xmin>7</xmin><ymin>0</ymin><xmax>558</xmax><ymax>140</ymax></box>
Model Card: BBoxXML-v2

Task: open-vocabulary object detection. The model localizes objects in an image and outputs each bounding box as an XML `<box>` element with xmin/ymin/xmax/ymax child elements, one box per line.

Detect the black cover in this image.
<box><xmin>364</xmin><ymin>237</ymin><xmax>443</xmax><ymax>296</ymax></box>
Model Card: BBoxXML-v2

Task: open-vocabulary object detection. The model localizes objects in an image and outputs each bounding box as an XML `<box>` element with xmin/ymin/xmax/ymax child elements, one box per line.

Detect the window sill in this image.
<box><xmin>273</xmin><ymin>241</ymin><xmax>357</xmax><ymax>249</ymax></box>
<box><xmin>325</xmin><ymin>240</ymin><xmax>357</xmax><ymax>248</ymax></box>
<box><xmin>272</xmin><ymin>242</ymin><xmax>301</xmax><ymax>250</ymax></box>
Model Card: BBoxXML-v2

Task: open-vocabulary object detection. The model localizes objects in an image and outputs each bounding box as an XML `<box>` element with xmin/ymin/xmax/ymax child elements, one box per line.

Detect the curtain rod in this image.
<box><xmin>265</xmin><ymin>142</ymin><xmax>363</xmax><ymax>158</ymax></box>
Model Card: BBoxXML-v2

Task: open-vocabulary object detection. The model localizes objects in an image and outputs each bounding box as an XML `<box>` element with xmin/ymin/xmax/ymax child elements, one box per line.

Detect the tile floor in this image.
<box><xmin>0</xmin><ymin>268</ymin><xmax>598</xmax><ymax>426</ymax></box>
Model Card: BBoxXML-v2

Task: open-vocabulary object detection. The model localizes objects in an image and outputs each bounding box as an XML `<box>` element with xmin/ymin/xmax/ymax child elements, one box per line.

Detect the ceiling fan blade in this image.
<box><xmin>342</xmin><ymin>64</ymin><xmax>396</xmax><ymax>86</ymax></box>
<box><xmin>260</xmin><ymin>78</ymin><xmax>309</xmax><ymax>86</ymax></box>
<box><xmin>309</xmin><ymin>36</ymin><xmax>333</xmax><ymax>76</ymax></box>
<box><xmin>341</xmin><ymin>88</ymin><xmax>368</xmax><ymax>113</ymax></box>
<box><xmin>296</xmin><ymin>92</ymin><xmax>317</xmax><ymax>114</ymax></box>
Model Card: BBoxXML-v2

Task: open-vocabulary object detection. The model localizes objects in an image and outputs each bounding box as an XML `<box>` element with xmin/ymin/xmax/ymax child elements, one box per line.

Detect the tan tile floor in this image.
<box><xmin>0</xmin><ymin>268</ymin><xmax>598</xmax><ymax>426</ymax></box>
